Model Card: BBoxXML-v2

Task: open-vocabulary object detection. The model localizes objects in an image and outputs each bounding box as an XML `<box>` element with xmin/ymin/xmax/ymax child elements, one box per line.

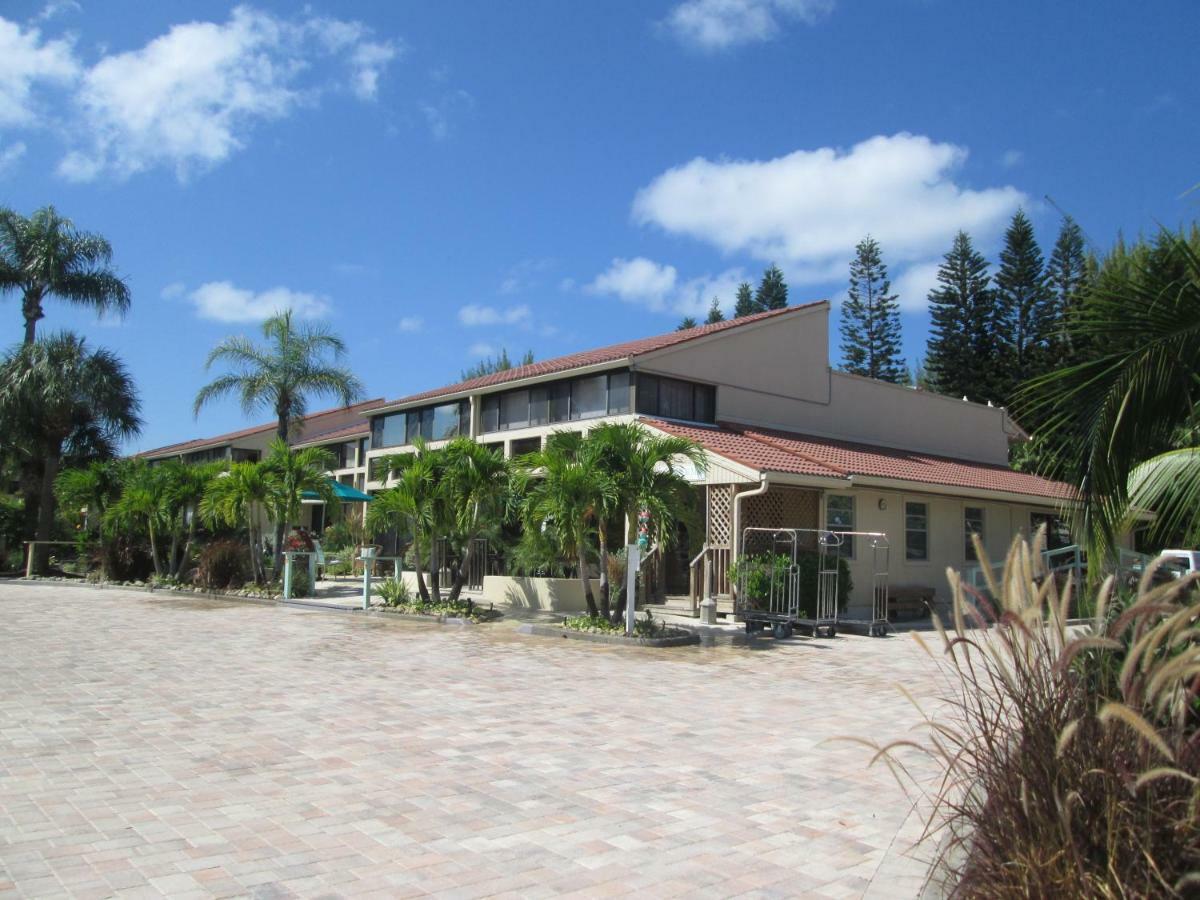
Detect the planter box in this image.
<box><xmin>516</xmin><ymin>622</ymin><xmax>699</xmax><ymax>648</ymax></box>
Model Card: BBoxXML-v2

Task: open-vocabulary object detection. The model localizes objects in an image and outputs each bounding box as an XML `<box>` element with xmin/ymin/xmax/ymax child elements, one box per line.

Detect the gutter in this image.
<box><xmin>731</xmin><ymin>474</ymin><xmax>771</xmax><ymax>562</ymax></box>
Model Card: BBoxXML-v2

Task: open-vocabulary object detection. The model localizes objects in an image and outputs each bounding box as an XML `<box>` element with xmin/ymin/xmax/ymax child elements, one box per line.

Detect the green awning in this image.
<box><xmin>301</xmin><ymin>479</ymin><xmax>373</xmax><ymax>503</ymax></box>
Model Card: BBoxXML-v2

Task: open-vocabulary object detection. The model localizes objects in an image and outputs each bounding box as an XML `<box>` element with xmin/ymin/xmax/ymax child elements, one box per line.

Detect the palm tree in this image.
<box><xmin>366</xmin><ymin>460</ymin><xmax>435</xmax><ymax>600</ymax></box>
<box><xmin>0</xmin><ymin>206</ymin><xmax>131</xmax><ymax>344</ymax></box>
<box><xmin>194</xmin><ymin>309</ymin><xmax>364</xmax><ymax>443</ymax></box>
<box><xmin>584</xmin><ymin>422</ymin><xmax>705</xmax><ymax>616</ymax></box>
<box><xmin>159</xmin><ymin>459</ymin><xmax>226</xmax><ymax>578</ymax></box>
<box><xmin>440</xmin><ymin>438</ymin><xmax>511</xmax><ymax>602</ymax></box>
<box><xmin>262</xmin><ymin>438</ymin><xmax>335</xmax><ymax>569</ymax></box>
<box><xmin>55</xmin><ymin>459</ymin><xmax>127</xmax><ymax>533</ymax></box>
<box><xmin>105</xmin><ymin>463</ymin><xmax>169</xmax><ymax>577</ymax></box>
<box><xmin>202</xmin><ymin>461</ymin><xmax>272</xmax><ymax>584</ymax></box>
<box><xmin>1018</xmin><ymin>230</ymin><xmax>1200</xmax><ymax>561</ymax></box>
<box><xmin>0</xmin><ymin>333</ymin><xmax>141</xmax><ymax>571</ymax></box>
<box><xmin>518</xmin><ymin>441</ymin><xmax>617</xmax><ymax>618</ymax></box>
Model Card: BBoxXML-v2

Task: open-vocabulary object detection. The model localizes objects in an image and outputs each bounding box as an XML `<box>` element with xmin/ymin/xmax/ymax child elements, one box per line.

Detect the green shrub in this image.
<box><xmin>728</xmin><ymin>549</ymin><xmax>852</xmax><ymax>615</ymax></box>
<box><xmin>563</xmin><ymin>608</ymin><xmax>683</xmax><ymax>639</ymax></box>
<box><xmin>195</xmin><ymin>539</ymin><xmax>249</xmax><ymax>590</ymax></box>
<box><xmin>92</xmin><ymin>536</ymin><xmax>153</xmax><ymax>582</ymax></box>
<box><xmin>376</xmin><ymin>577</ymin><xmax>411</xmax><ymax>607</ymax></box>
<box><xmin>867</xmin><ymin>536</ymin><xmax>1200</xmax><ymax>896</ymax></box>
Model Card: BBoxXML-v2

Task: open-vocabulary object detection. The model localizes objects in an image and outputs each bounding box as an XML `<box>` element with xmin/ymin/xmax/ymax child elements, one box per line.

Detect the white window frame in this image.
<box><xmin>904</xmin><ymin>499</ymin><xmax>929</xmax><ymax>562</ymax></box>
<box><xmin>824</xmin><ymin>493</ymin><xmax>856</xmax><ymax>559</ymax></box>
<box><xmin>964</xmin><ymin>505</ymin><xmax>986</xmax><ymax>562</ymax></box>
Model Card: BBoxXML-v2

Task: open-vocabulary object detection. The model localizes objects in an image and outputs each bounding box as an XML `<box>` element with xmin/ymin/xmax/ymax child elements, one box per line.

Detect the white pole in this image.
<box><xmin>625</xmin><ymin>544</ymin><xmax>640</xmax><ymax>636</ymax></box>
<box><xmin>282</xmin><ymin>552</ymin><xmax>292</xmax><ymax>600</ymax></box>
<box><xmin>361</xmin><ymin>551</ymin><xmax>373</xmax><ymax>611</ymax></box>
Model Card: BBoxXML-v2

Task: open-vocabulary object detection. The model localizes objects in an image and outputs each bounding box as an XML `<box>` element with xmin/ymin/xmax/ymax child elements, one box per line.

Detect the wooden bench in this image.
<box><xmin>888</xmin><ymin>586</ymin><xmax>936</xmax><ymax>621</ymax></box>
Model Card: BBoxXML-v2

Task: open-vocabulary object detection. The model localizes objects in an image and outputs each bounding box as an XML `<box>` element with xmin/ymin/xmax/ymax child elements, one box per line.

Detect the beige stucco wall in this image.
<box><xmin>636</xmin><ymin>304</ymin><xmax>1016</xmax><ymax>465</ymax></box>
<box><xmin>819</xmin><ymin>485</ymin><xmax>1062</xmax><ymax>617</ymax></box>
<box><xmin>383</xmin><ymin>570</ymin><xmax>598</xmax><ymax>613</ymax></box>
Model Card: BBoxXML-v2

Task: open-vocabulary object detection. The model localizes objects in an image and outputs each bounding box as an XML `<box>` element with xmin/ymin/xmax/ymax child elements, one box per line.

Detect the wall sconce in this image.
<box><xmin>878</xmin><ymin>499</ymin><xmax>888</xmax><ymax>511</ymax></box>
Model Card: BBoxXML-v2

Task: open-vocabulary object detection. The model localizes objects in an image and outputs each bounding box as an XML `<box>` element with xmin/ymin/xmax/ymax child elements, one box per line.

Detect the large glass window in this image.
<box><xmin>500</xmin><ymin>390</ymin><xmax>530</xmax><ymax>430</ymax></box>
<box><xmin>570</xmin><ymin>374</ymin><xmax>607</xmax><ymax>420</ymax></box>
<box><xmin>482</xmin><ymin>394</ymin><xmax>500</xmax><ymax>433</ymax></box>
<box><xmin>905</xmin><ymin>501</ymin><xmax>929</xmax><ymax>561</ymax></box>
<box><xmin>607</xmin><ymin>370</ymin><xmax>631</xmax><ymax>414</ymax></box>
<box><xmin>549</xmin><ymin>381</ymin><xmax>571</xmax><ymax>423</ymax></box>
<box><xmin>965</xmin><ymin>506</ymin><xmax>985</xmax><ymax>561</ymax></box>
<box><xmin>431</xmin><ymin>403</ymin><xmax>460</xmax><ymax>440</ymax></box>
<box><xmin>529</xmin><ymin>386</ymin><xmax>549</xmax><ymax>426</ymax></box>
<box><xmin>826</xmin><ymin>494</ymin><xmax>855</xmax><ymax>558</ymax></box>
<box><xmin>635</xmin><ymin>374</ymin><xmax>716</xmax><ymax>424</ymax></box>
<box><xmin>371</xmin><ymin>412</ymin><xmax>407</xmax><ymax>449</ymax></box>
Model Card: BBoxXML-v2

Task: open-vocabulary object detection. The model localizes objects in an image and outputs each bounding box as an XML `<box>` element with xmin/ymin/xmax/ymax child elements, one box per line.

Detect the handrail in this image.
<box><xmin>689</xmin><ymin>542</ymin><xmax>709</xmax><ymax>570</ymax></box>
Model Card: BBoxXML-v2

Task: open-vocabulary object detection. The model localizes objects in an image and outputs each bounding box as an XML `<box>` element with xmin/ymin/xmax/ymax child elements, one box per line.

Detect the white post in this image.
<box><xmin>25</xmin><ymin>542</ymin><xmax>34</xmax><ymax>578</ymax></box>
<box><xmin>360</xmin><ymin>546</ymin><xmax>376</xmax><ymax>611</ymax></box>
<box><xmin>282</xmin><ymin>552</ymin><xmax>293</xmax><ymax>600</ymax></box>
<box><xmin>307</xmin><ymin>553</ymin><xmax>317</xmax><ymax>598</ymax></box>
<box><xmin>626</xmin><ymin>544</ymin><xmax>640</xmax><ymax>636</ymax></box>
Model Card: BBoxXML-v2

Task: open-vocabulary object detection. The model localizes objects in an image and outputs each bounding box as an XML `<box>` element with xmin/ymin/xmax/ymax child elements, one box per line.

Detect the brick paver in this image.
<box><xmin>0</xmin><ymin>584</ymin><xmax>945</xmax><ymax>898</ymax></box>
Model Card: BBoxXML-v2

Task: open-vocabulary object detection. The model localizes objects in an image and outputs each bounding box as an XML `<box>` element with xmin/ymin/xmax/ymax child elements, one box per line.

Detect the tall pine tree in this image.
<box><xmin>1046</xmin><ymin>216</ymin><xmax>1089</xmax><ymax>360</ymax></box>
<box><xmin>994</xmin><ymin>209</ymin><xmax>1052</xmax><ymax>400</ymax></box>
<box><xmin>704</xmin><ymin>297</ymin><xmax>725</xmax><ymax>324</ymax></box>
<box><xmin>733</xmin><ymin>281</ymin><xmax>756</xmax><ymax>317</ymax></box>
<box><xmin>754</xmin><ymin>264</ymin><xmax>788</xmax><ymax>310</ymax></box>
<box><xmin>839</xmin><ymin>236</ymin><xmax>905</xmax><ymax>382</ymax></box>
<box><xmin>926</xmin><ymin>231</ymin><xmax>1000</xmax><ymax>403</ymax></box>
<box><xmin>676</xmin><ymin>316</ymin><xmax>698</xmax><ymax>331</ymax></box>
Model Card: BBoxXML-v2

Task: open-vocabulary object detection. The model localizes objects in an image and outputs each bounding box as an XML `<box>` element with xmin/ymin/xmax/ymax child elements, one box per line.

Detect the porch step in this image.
<box><xmin>649</xmin><ymin>594</ymin><xmax>697</xmax><ymax>616</ymax></box>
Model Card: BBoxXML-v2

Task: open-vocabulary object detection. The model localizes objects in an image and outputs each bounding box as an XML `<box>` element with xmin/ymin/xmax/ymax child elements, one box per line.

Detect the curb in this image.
<box><xmin>516</xmin><ymin>622</ymin><xmax>700</xmax><ymax>648</ymax></box>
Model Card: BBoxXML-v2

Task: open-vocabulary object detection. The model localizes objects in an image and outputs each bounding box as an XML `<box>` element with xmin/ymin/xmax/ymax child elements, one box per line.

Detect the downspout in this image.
<box><xmin>732</xmin><ymin>474</ymin><xmax>772</xmax><ymax>563</ymax></box>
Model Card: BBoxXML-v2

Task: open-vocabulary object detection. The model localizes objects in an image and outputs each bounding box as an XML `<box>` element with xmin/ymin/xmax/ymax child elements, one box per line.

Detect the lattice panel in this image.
<box><xmin>742</xmin><ymin>487</ymin><xmax>820</xmax><ymax>543</ymax></box>
<box><xmin>707</xmin><ymin>484</ymin><xmax>733</xmax><ymax>547</ymax></box>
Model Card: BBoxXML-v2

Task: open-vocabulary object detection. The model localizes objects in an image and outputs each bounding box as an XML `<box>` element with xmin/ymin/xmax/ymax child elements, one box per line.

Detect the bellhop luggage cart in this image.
<box><xmin>828</xmin><ymin>531</ymin><xmax>892</xmax><ymax>637</ymax></box>
<box><xmin>734</xmin><ymin>528</ymin><xmax>840</xmax><ymax>638</ymax></box>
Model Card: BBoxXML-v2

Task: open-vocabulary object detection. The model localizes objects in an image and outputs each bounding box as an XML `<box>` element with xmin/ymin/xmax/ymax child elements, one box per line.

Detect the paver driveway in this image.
<box><xmin>0</xmin><ymin>583</ymin><xmax>946</xmax><ymax>898</ymax></box>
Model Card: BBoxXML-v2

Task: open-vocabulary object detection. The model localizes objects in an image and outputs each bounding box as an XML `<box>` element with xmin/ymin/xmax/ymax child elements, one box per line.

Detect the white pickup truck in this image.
<box><xmin>1161</xmin><ymin>550</ymin><xmax>1200</xmax><ymax>578</ymax></box>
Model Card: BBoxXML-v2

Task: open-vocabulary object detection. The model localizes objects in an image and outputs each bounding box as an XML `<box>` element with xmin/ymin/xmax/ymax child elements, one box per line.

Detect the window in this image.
<box><xmin>1031</xmin><ymin>512</ymin><xmax>1072</xmax><ymax>551</ymax></box>
<box><xmin>482</xmin><ymin>394</ymin><xmax>500</xmax><ymax>433</ymax></box>
<box><xmin>905</xmin><ymin>502</ymin><xmax>929</xmax><ymax>561</ymax></box>
<box><xmin>529</xmin><ymin>386</ymin><xmax>550</xmax><ymax>426</ymax></box>
<box><xmin>570</xmin><ymin>374</ymin><xmax>607</xmax><ymax>420</ymax></box>
<box><xmin>634</xmin><ymin>374</ymin><xmax>716</xmax><ymax>424</ymax></box>
<box><xmin>607</xmin><ymin>370</ymin><xmax>631</xmax><ymax>414</ymax></box>
<box><xmin>405</xmin><ymin>410</ymin><xmax>421</xmax><ymax>444</ymax></box>
<box><xmin>549</xmin><ymin>381</ymin><xmax>571</xmax><ymax>423</ymax></box>
<box><xmin>510</xmin><ymin>437</ymin><xmax>542</xmax><ymax>457</ymax></box>
<box><xmin>500</xmin><ymin>390</ymin><xmax>530</xmax><ymax>430</ymax></box>
<box><xmin>358</xmin><ymin>437</ymin><xmax>367</xmax><ymax>461</ymax></box>
<box><xmin>964</xmin><ymin>506</ymin><xmax>985</xmax><ymax>561</ymax></box>
<box><xmin>230</xmin><ymin>448</ymin><xmax>259</xmax><ymax>463</ymax></box>
<box><xmin>371</xmin><ymin>412</ymin><xmax>407</xmax><ymax>449</ymax></box>
<box><xmin>430</xmin><ymin>402</ymin><xmax>461</xmax><ymax>440</ymax></box>
<box><xmin>826</xmin><ymin>494</ymin><xmax>855</xmax><ymax>558</ymax></box>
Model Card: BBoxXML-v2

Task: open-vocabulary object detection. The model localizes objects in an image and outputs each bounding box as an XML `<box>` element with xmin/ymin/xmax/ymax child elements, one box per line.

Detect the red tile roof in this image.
<box><xmin>380</xmin><ymin>303</ymin><xmax>824</xmax><ymax>409</ymax></box>
<box><xmin>139</xmin><ymin>398</ymin><xmax>387</xmax><ymax>459</ymax></box>
<box><xmin>292</xmin><ymin>421</ymin><xmax>370</xmax><ymax>447</ymax></box>
<box><xmin>643</xmin><ymin>418</ymin><xmax>1074</xmax><ymax>502</ymax></box>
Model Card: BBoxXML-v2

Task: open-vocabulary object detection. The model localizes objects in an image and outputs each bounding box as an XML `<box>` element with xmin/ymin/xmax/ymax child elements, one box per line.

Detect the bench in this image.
<box><xmin>888</xmin><ymin>586</ymin><xmax>935</xmax><ymax>621</ymax></box>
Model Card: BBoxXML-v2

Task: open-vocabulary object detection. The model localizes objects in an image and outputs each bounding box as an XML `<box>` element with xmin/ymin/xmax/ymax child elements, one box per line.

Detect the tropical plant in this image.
<box><xmin>159</xmin><ymin>459</ymin><xmax>226</xmax><ymax>579</ymax></box>
<box><xmin>201</xmin><ymin>460</ymin><xmax>272</xmax><ymax>584</ymax></box>
<box><xmin>375</xmin><ymin>576</ymin><xmax>412</xmax><ymax>607</ymax></box>
<box><xmin>0</xmin><ymin>205</ymin><xmax>132</xmax><ymax>344</ymax></box>
<box><xmin>104</xmin><ymin>462</ymin><xmax>169</xmax><ymax>577</ymax></box>
<box><xmin>195</xmin><ymin>538</ymin><xmax>250</xmax><ymax>590</ymax></box>
<box><xmin>0</xmin><ymin>333</ymin><xmax>141</xmax><ymax>571</ymax></box>
<box><xmin>584</xmin><ymin>422</ymin><xmax>705</xmax><ymax>619</ymax></box>
<box><xmin>261</xmin><ymin>438</ymin><xmax>335</xmax><ymax>569</ymax></box>
<box><xmin>516</xmin><ymin>439</ymin><xmax>617</xmax><ymax>618</ymax></box>
<box><xmin>55</xmin><ymin>459</ymin><xmax>127</xmax><ymax>533</ymax></box>
<box><xmin>439</xmin><ymin>438</ymin><xmax>511</xmax><ymax>602</ymax></box>
<box><xmin>1018</xmin><ymin>229</ymin><xmax>1200</xmax><ymax>563</ymax></box>
<box><xmin>194</xmin><ymin>309</ymin><xmax>363</xmax><ymax>443</ymax></box>
<box><xmin>368</xmin><ymin>443</ymin><xmax>438</xmax><ymax>600</ymax></box>
<box><xmin>865</xmin><ymin>532</ymin><xmax>1200</xmax><ymax>896</ymax></box>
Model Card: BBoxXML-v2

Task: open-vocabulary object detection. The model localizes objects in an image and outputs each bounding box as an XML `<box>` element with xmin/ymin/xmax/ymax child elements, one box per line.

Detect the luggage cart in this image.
<box><xmin>828</xmin><ymin>531</ymin><xmax>892</xmax><ymax>637</ymax></box>
<box><xmin>734</xmin><ymin>528</ymin><xmax>839</xmax><ymax>638</ymax></box>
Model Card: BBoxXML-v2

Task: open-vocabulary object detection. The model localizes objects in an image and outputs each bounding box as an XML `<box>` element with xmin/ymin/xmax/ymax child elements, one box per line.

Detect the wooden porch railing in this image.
<box><xmin>689</xmin><ymin>544</ymin><xmax>732</xmax><ymax>612</ymax></box>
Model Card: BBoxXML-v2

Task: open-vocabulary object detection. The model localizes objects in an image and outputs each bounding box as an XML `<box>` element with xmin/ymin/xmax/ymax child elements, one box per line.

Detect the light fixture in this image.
<box><xmin>878</xmin><ymin>499</ymin><xmax>888</xmax><ymax>511</ymax></box>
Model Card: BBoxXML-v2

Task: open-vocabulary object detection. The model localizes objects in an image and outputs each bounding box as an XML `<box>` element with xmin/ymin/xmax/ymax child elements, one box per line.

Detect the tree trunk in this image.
<box><xmin>446</xmin><ymin>536</ymin><xmax>475</xmax><ymax>604</ymax></box>
<box><xmin>577</xmin><ymin>545</ymin><xmax>598</xmax><ymax>618</ymax></box>
<box><xmin>167</xmin><ymin>519</ymin><xmax>181</xmax><ymax>580</ymax></box>
<box><xmin>147</xmin><ymin>520</ymin><xmax>163</xmax><ymax>578</ymax></box>
<box><xmin>412</xmin><ymin>533</ymin><xmax>429</xmax><ymax>601</ymax></box>
<box><xmin>175</xmin><ymin>508</ymin><xmax>198</xmax><ymax>579</ymax></box>
<box><xmin>32</xmin><ymin>449</ymin><xmax>60</xmax><ymax>574</ymax></box>
<box><xmin>429</xmin><ymin>534</ymin><xmax>442</xmax><ymax>602</ymax></box>
<box><xmin>22</xmin><ymin>292</ymin><xmax>43</xmax><ymax>345</ymax></box>
<box><xmin>597</xmin><ymin>520</ymin><xmax>611</xmax><ymax>620</ymax></box>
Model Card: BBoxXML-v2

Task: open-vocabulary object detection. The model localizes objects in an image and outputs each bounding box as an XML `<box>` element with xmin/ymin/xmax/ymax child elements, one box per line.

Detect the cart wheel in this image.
<box><xmin>745</xmin><ymin>621</ymin><xmax>754</xmax><ymax>635</ymax></box>
<box><xmin>772</xmin><ymin>622</ymin><xmax>787</xmax><ymax>639</ymax></box>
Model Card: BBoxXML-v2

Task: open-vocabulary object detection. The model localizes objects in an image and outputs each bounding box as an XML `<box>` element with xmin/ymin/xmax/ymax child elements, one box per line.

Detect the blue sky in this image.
<box><xmin>1</xmin><ymin>0</ymin><xmax>1195</xmax><ymax>452</ymax></box>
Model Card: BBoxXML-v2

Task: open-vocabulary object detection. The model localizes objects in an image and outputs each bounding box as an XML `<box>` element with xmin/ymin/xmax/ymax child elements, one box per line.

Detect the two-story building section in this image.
<box><xmin>363</xmin><ymin>303</ymin><xmax>1072</xmax><ymax>615</ymax></box>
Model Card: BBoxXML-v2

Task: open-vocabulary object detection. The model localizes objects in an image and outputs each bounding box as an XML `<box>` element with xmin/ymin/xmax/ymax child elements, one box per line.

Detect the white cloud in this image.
<box><xmin>188</xmin><ymin>281</ymin><xmax>331</xmax><ymax>322</ymax></box>
<box><xmin>1001</xmin><ymin>149</ymin><xmax>1024</xmax><ymax>168</ymax></box>
<box><xmin>397</xmin><ymin>315</ymin><xmax>423</xmax><ymax>333</ymax></box>
<box><xmin>57</xmin><ymin>6</ymin><xmax>399</xmax><ymax>182</ymax></box>
<box><xmin>0</xmin><ymin>17</ymin><xmax>78</xmax><ymax>127</ymax></box>
<box><xmin>160</xmin><ymin>281</ymin><xmax>186</xmax><ymax>300</ymax></box>
<box><xmin>499</xmin><ymin>257</ymin><xmax>553</xmax><ymax>295</ymax></box>
<box><xmin>34</xmin><ymin>1</ymin><xmax>81</xmax><ymax>23</ymax></box>
<box><xmin>457</xmin><ymin>303</ymin><xmax>531</xmax><ymax>326</ymax></box>
<box><xmin>0</xmin><ymin>142</ymin><xmax>27</xmax><ymax>176</ymax></box>
<box><xmin>467</xmin><ymin>342</ymin><xmax>495</xmax><ymax>358</ymax></box>
<box><xmin>586</xmin><ymin>257</ymin><xmax>744</xmax><ymax>317</ymax></box>
<box><xmin>419</xmin><ymin>88</ymin><xmax>473</xmax><ymax>141</ymax></box>
<box><xmin>892</xmin><ymin>260</ymin><xmax>942</xmax><ymax>313</ymax></box>
<box><xmin>633</xmin><ymin>133</ymin><xmax>1026</xmax><ymax>283</ymax></box>
<box><xmin>664</xmin><ymin>0</ymin><xmax>834</xmax><ymax>50</ymax></box>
